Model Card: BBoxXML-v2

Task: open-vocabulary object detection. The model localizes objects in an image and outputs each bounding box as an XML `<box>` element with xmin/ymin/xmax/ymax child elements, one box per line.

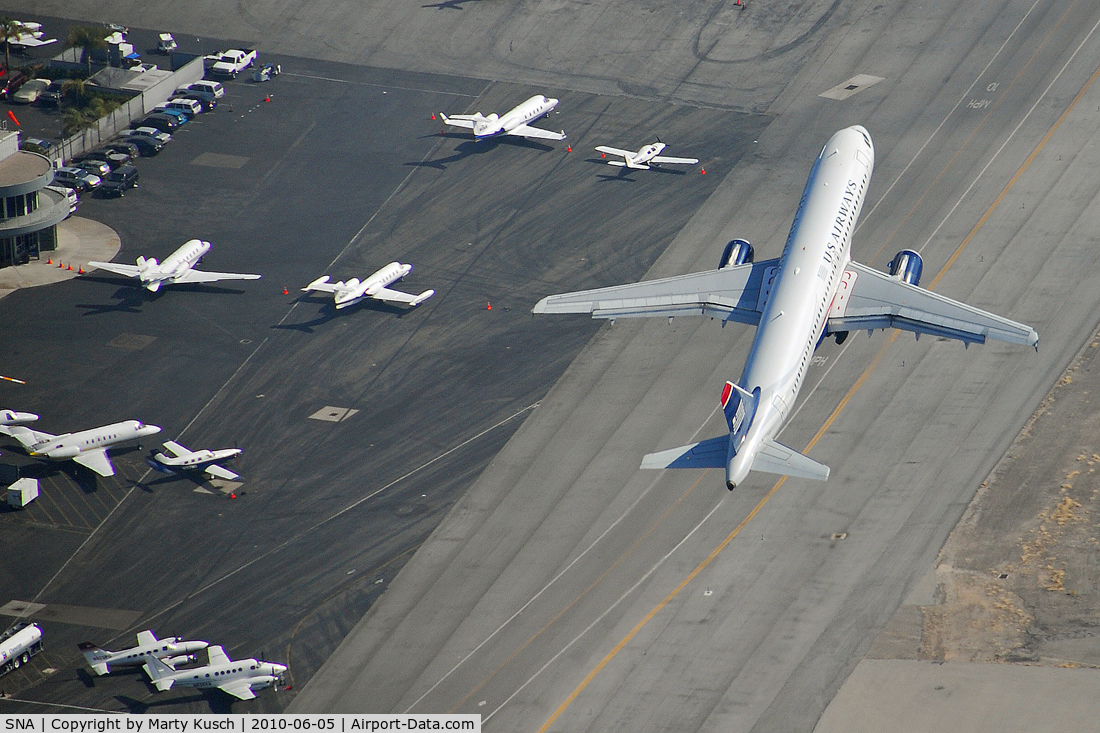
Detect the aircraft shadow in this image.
<box><xmin>409</xmin><ymin>135</ymin><xmax>555</xmax><ymax>170</ymax></box>
<box><xmin>118</xmin><ymin>689</ymin><xmax>236</xmax><ymax>714</ymax></box>
<box><xmin>76</xmin><ymin>276</ymin><xmax>248</xmax><ymax>315</ymax></box>
<box><xmin>274</xmin><ymin>297</ymin><xmax>408</xmax><ymax>333</ymax></box>
<box><xmin>422</xmin><ymin>0</ymin><xmax>480</xmax><ymax>8</ymax></box>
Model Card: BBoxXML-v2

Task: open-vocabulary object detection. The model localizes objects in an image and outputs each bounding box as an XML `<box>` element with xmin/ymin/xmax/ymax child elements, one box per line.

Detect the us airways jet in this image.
<box><xmin>150</xmin><ymin>440</ymin><xmax>241</xmax><ymax>481</ymax></box>
<box><xmin>534</xmin><ymin>125</ymin><xmax>1038</xmax><ymax>490</ymax></box>
<box><xmin>144</xmin><ymin>645</ymin><xmax>286</xmax><ymax>701</ymax></box>
<box><xmin>595</xmin><ymin>141</ymin><xmax>699</xmax><ymax>170</ymax></box>
<box><xmin>79</xmin><ymin>630</ymin><xmax>209</xmax><ymax>675</ymax></box>
<box><xmin>1</xmin><ymin>419</ymin><xmax>161</xmax><ymax>477</ymax></box>
<box><xmin>440</xmin><ymin>94</ymin><xmax>566</xmax><ymax>141</ymax></box>
<box><xmin>302</xmin><ymin>262</ymin><xmax>435</xmax><ymax>310</ymax></box>
<box><xmin>89</xmin><ymin>239</ymin><xmax>261</xmax><ymax>292</ymax></box>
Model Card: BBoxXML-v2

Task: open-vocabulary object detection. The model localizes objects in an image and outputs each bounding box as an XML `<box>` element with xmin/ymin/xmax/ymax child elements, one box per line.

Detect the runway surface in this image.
<box><xmin>5</xmin><ymin>0</ymin><xmax>1100</xmax><ymax>727</ymax></box>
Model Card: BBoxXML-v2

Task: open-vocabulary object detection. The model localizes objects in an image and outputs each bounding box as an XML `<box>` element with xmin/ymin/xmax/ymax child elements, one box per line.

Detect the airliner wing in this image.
<box><xmin>204</xmin><ymin>463</ymin><xmax>240</xmax><ymax>481</ymax></box>
<box><xmin>595</xmin><ymin>146</ymin><xmax>634</xmax><ymax>158</ymax></box>
<box><xmin>219</xmin><ymin>679</ymin><xmax>257</xmax><ymax>700</ymax></box>
<box><xmin>506</xmin><ymin>124</ymin><xmax>567</xmax><ymax>141</ymax></box>
<box><xmin>532</xmin><ymin>259</ymin><xmax>779</xmax><ymax>325</ymax></box>
<box><xmin>173</xmin><ymin>270</ymin><xmax>262</xmax><ymax>284</ymax></box>
<box><xmin>440</xmin><ymin>113</ymin><xmax>476</xmax><ymax>129</ymax></box>
<box><xmin>88</xmin><ymin>261</ymin><xmax>141</xmax><ymax>278</ymax></box>
<box><xmin>832</xmin><ymin>261</ymin><xmax>1039</xmax><ymax>347</ymax></box>
<box><xmin>651</xmin><ymin>155</ymin><xmax>699</xmax><ymax>165</ymax></box>
<box><xmin>372</xmin><ymin>287</ymin><xmax>435</xmax><ymax>306</ymax></box>
<box><xmin>73</xmin><ymin>448</ymin><xmax>115</xmax><ymax>477</ymax></box>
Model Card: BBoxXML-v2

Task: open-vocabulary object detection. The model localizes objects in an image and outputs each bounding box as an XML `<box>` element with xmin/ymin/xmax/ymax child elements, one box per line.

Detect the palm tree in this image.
<box><xmin>0</xmin><ymin>17</ymin><xmax>23</xmax><ymax>73</ymax></box>
<box><xmin>65</xmin><ymin>25</ymin><xmax>105</xmax><ymax>75</ymax></box>
<box><xmin>61</xmin><ymin>106</ymin><xmax>94</xmax><ymax>136</ymax></box>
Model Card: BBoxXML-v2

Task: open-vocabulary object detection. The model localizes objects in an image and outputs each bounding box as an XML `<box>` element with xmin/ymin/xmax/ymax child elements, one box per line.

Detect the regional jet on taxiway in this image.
<box><xmin>89</xmin><ymin>239</ymin><xmax>261</xmax><ymax>292</ymax></box>
<box><xmin>440</xmin><ymin>94</ymin><xmax>566</xmax><ymax>141</ymax></box>
<box><xmin>534</xmin><ymin>125</ymin><xmax>1038</xmax><ymax>490</ymax></box>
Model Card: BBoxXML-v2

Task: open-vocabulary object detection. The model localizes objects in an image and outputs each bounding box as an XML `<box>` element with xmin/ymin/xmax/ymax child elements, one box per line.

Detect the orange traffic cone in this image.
<box><xmin>486</xmin><ymin>302</ymin><xmax>492</xmax><ymax>310</ymax></box>
<box><xmin>78</xmin><ymin>267</ymin><xmax>84</xmax><ymax>274</ymax></box>
<box><xmin>57</xmin><ymin>261</ymin><xmax>64</xmax><ymax>268</ymax></box>
<box><xmin>283</xmin><ymin>287</ymin><xmax>289</xmax><ymax>295</ymax></box>
<box><xmin>67</xmin><ymin>264</ymin><xmax>72</xmax><ymax>270</ymax></box>
<box><xmin>567</xmin><ymin>146</ymin><xmax>572</xmax><ymax>152</ymax></box>
<box><xmin>46</xmin><ymin>258</ymin><xmax>52</xmax><ymax>265</ymax></box>
<box><xmin>431</xmin><ymin>113</ymin><xmax>436</xmax><ymax>120</ymax></box>
<box><xmin>700</xmin><ymin>168</ymin><xmax>706</xmax><ymax>175</ymax></box>
<box><xmin>264</xmin><ymin>96</ymin><xmax>270</xmax><ymax>102</ymax></box>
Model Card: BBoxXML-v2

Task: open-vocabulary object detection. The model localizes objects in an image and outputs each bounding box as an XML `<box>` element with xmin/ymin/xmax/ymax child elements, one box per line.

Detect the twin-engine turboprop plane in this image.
<box><xmin>79</xmin><ymin>630</ymin><xmax>209</xmax><ymax>675</ymax></box>
<box><xmin>595</xmin><ymin>141</ymin><xmax>699</xmax><ymax>170</ymax></box>
<box><xmin>150</xmin><ymin>440</ymin><xmax>242</xmax><ymax>481</ymax></box>
<box><xmin>143</xmin><ymin>645</ymin><xmax>287</xmax><ymax>701</ymax></box>
<box><xmin>0</xmin><ymin>419</ymin><xmax>162</xmax><ymax>477</ymax></box>
<box><xmin>89</xmin><ymin>239</ymin><xmax>262</xmax><ymax>292</ymax></box>
<box><xmin>440</xmin><ymin>94</ymin><xmax>566</xmax><ymax>141</ymax></box>
<box><xmin>534</xmin><ymin>125</ymin><xmax>1038</xmax><ymax>490</ymax></box>
<box><xmin>302</xmin><ymin>262</ymin><xmax>435</xmax><ymax>310</ymax></box>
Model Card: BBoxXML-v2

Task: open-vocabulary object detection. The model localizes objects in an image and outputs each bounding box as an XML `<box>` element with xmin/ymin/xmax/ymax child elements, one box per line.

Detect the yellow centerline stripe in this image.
<box><xmin>538</xmin><ymin>51</ymin><xmax>1100</xmax><ymax>733</ymax></box>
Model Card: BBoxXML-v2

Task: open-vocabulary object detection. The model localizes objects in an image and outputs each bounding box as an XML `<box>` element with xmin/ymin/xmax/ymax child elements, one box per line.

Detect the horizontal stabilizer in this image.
<box><xmin>751</xmin><ymin>440</ymin><xmax>830</xmax><ymax>481</ymax></box>
<box><xmin>641</xmin><ymin>435</ymin><xmax>727</xmax><ymax>470</ymax></box>
<box><xmin>2</xmin><ymin>425</ymin><xmax>55</xmax><ymax>447</ymax></box>
<box><xmin>302</xmin><ymin>275</ymin><xmax>334</xmax><ymax>293</ymax></box>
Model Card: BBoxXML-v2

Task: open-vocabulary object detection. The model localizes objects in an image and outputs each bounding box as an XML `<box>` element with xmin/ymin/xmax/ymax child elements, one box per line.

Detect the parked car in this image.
<box><xmin>169</xmin><ymin>92</ymin><xmax>216</xmax><ymax>112</ymax></box>
<box><xmin>52</xmin><ymin>167</ymin><xmax>101</xmax><ymax>192</ymax></box>
<box><xmin>73</xmin><ymin>159</ymin><xmax>111</xmax><ymax>178</ymax></box>
<box><xmin>97</xmin><ymin>165</ymin><xmax>139</xmax><ymax>198</ymax></box>
<box><xmin>120</xmin><ymin>127</ymin><xmax>170</xmax><ymax>155</ymax></box>
<box><xmin>82</xmin><ymin>148</ymin><xmax>132</xmax><ymax>170</ymax></box>
<box><xmin>1</xmin><ymin>71</ymin><xmax>27</xmax><ymax>98</ymax></box>
<box><xmin>178</xmin><ymin>80</ymin><xmax>224</xmax><ymax>98</ymax></box>
<box><xmin>104</xmin><ymin>141</ymin><xmax>140</xmax><ymax>158</ymax></box>
<box><xmin>19</xmin><ymin>137</ymin><xmax>54</xmax><ymax>154</ymax></box>
<box><xmin>151</xmin><ymin>107</ymin><xmax>191</xmax><ymax>126</ymax></box>
<box><xmin>36</xmin><ymin>80</ymin><xmax>64</xmax><ymax>107</ymax></box>
<box><xmin>43</xmin><ymin>184</ymin><xmax>78</xmax><ymax>215</ymax></box>
<box><xmin>162</xmin><ymin>97</ymin><xmax>203</xmax><ymax>117</ymax></box>
<box><xmin>133</xmin><ymin>113</ymin><xmax>180</xmax><ymax>133</ymax></box>
<box><xmin>11</xmin><ymin>78</ymin><xmax>49</xmax><ymax>104</ymax></box>
<box><xmin>157</xmin><ymin>33</ymin><xmax>177</xmax><ymax>53</ymax></box>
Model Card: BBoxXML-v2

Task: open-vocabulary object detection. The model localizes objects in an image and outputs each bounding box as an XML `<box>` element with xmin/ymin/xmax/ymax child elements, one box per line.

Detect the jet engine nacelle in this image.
<box><xmin>164</xmin><ymin>654</ymin><xmax>195</xmax><ymax>668</ymax></box>
<box><xmin>718</xmin><ymin>239</ymin><xmax>754</xmax><ymax>269</ymax></box>
<box><xmin>888</xmin><ymin>249</ymin><xmax>923</xmax><ymax>286</ymax></box>
<box><xmin>46</xmin><ymin>446</ymin><xmax>80</xmax><ymax>459</ymax></box>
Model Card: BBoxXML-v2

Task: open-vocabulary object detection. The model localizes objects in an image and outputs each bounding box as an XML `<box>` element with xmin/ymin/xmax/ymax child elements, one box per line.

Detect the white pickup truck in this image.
<box><xmin>209</xmin><ymin>48</ymin><xmax>257</xmax><ymax>77</ymax></box>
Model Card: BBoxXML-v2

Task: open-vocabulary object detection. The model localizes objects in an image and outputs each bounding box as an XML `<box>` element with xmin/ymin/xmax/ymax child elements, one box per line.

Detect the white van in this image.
<box><xmin>160</xmin><ymin>98</ymin><xmax>203</xmax><ymax>117</ymax></box>
<box><xmin>185</xmin><ymin>80</ymin><xmax>224</xmax><ymax>99</ymax></box>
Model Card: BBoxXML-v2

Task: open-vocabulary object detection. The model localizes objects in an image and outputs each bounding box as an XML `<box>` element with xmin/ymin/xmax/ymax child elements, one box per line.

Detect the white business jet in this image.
<box><xmin>79</xmin><ymin>630</ymin><xmax>209</xmax><ymax>675</ymax></box>
<box><xmin>6</xmin><ymin>21</ymin><xmax>57</xmax><ymax>49</ymax></box>
<box><xmin>151</xmin><ymin>440</ymin><xmax>242</xmax><ymax>481</ymax></box>
<box><xmin>595</xmin><ymin>141</ymin><xmax>699</xmax><ymax>170</ymax></box>
<box><xmin>1</xmin><ymin>420</ymin><xmax>162</xmax><ymax>477</ymax></box>
<box><xmin>89</xmin><ymin>239</ymin><xmax>261</xmax><ymax>292</ymax></box>
<box><xmin>0</xmin><ymin>410</ymin><xmax>37</xmax><ymax>426</ymax></box>
<box><xmin>302</xmin><ymin>262</ymin><xmax>435</xmax><ymax>310</ymax></box>
<box><xmin>534</xmin><ymin>125</ymin><xmax>1038</xmax><ymax>490</ymax></box>
<box><xmin>440</xmin><ymin>94</ymin><xmax>566</xmax><ymax>141</ymax></box>
<box><xmin>144</xmin><ymin>645</ymin><xmax>287</xmax><ymax>701</ymax></box>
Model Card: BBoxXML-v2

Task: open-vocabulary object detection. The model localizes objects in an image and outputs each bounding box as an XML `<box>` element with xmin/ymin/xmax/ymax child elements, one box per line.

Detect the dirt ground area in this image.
<box><xmin>870</xmin><ymin>330</ymin><xmax>1100</xmax><ymax>667</ymax></box>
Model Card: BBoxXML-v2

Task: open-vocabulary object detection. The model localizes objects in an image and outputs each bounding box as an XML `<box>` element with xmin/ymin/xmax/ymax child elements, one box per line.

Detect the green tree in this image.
<box><xmin>61</xmin><ymin>106</ymin><xmax>94</xmax><ymax>136</ymax></box>
<box><xmin>65</xmin><ymin>25</ymin><xmax>105</xmax><ymax>75</ymax></box>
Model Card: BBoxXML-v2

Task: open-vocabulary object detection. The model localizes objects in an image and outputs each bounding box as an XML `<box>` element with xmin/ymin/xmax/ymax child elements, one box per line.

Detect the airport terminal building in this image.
<box><xmin>0</xmin><ymin>130</ymin><xmax>69</xmax><ymax>268</ymax></box>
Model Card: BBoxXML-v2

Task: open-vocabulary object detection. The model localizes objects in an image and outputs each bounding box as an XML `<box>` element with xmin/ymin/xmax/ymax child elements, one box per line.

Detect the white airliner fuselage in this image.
<box><xmin>89</xmin><ymin>239</ymin><xmax>262</xmax><ymax>292</ymax></box>
<box><xmin>722</xmin><ymin>126</ymin><xmax>871</xmax><ymax>488</ymax></box>
<box><xmin>302</xmin><ymin>262</ymin><xmax>435</xmax><ymax>309</ymax></box>
<box><xmin>1</xmin><ymin>419</ymin><xmax>162</xmax><ymax>476</ymax></box>
<box><xmin>79</xmin><ymin>630</ymin><xmax>209</xmax><ymax>676</ymax></box>
<box><xmin>441</xmin><ymin>95</ymin><xmax>566</xmax><ymax>141</ymax></box>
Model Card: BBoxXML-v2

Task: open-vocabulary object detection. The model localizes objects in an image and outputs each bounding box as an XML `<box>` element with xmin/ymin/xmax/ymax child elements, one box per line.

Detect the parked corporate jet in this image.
<box><xmin>150</xmin><ymin>440</ymin><xmax>241</xmax><ymax>481</ymax></box>
<box><xmin>7</xmin><ymin>21</ymin><xmax>57</xmax><ymax>49</ymax></box>
<box><xmin>88</xmin><ymin>239</ymin><xmax>262</xmax><ymax>292</ymax></box>
<box><xmin>0</xmin><ymin>420</ymin><xmax>162</xmax><ymax>476</ymax></box>
<box><xmin>79</xmin><ymin>630</ymin><xmax>209</xmax><ymax>675</ymax></box>
<box><xmin>144</xmin><ymin>645</ymin><xmax>287</xmax><ymax>700</ymax></box>
<box><xmin>0</xmin><ymin>410</ymin><xmax>37</xmax><ymax>426</ymax></box>
<box><xmin>302</xmin><ymin>263</ymin><xmax>435</xmax><ymax>310</ymax></box>
<box><xmin>595</xmin><ymin>141</ymin><xmax>699</xmax><ymax>170</ymax></box>
<box><xmin>440</xmin><ymin>94</ymin><xmax>566</xmax><ymax>141</ymax></box>
<box><xmin>534</xmin><ymin>125</ymin><xmax>1038</xmax><ymax>490</ymax></box>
